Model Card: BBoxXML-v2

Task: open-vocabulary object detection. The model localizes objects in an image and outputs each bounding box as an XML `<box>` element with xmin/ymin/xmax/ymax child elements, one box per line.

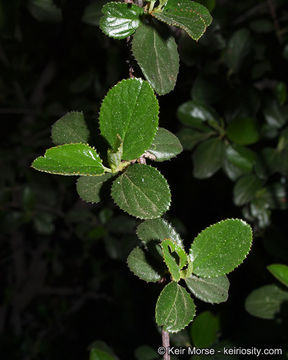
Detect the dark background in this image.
<box><xmin>1</xmin><ymin>0</ymin><xmax>288</xmax><ymax>359</ymax></box>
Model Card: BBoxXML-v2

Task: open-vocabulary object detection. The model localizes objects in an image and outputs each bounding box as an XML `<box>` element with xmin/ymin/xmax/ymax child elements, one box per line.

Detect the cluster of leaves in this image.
<box><xmin>128</xmin><ymin>218</ymin><xmax>252</xmax><ymax>332</ymax></box>
<box><xmin>99</xmin><ymin>0</ymin><xmax>212</xmax><ymax>95</ymax></box>
<box><xmin>32</xmin><ymin>77</ymin><xmax>182</xmax><ymax>219</ymax></box>
<box><xmin>176</xmin><ymin>9</ymin><xmax>288</xmax><ymax>230</ymax></box>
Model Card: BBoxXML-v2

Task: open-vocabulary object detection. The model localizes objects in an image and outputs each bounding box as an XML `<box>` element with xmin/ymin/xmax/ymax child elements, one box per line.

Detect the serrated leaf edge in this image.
<box><xmin>31</xmin><ymin>143</ymin><xmax>105</xmax><ymax>176</ymax></box>
<box><xmin>155</xmin><ymin>282</ymin><xmax>196</xmax><ymax>333</ymax></box>
<box><xmin>99</xmin><ymin>2</ymin><xmax>143</xmax><ymax>40</ymax></box>
<box><xmin>152</xmin><ymin>3</ymin><xmax>212</xmax><ymax>41</ymax></box>
<box><xmin>131</xmin><ymin>27</ymin><xmax>180</xmax><ymax>95</ymax></box>
<box><xmin>110</xmin><ymin>164</ymin><xmax>171</xmax><ymax>220</ymax></box>
<box><xmin>99</xmin><ymin>78</ymin><xmax>159</xmax><ymax>161</ymax></box>
<box><xmin>127</xmin><ymin>246</ymin><xmax>162</xmax><ymax>283</ymax></box>
<box><xmin>190</xmin><ymin>218</ymin><xmax>253</xmax><ymax>278</ymax></box>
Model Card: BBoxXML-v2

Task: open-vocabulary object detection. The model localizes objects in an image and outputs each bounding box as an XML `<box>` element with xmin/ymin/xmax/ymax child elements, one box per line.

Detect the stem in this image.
<box><xmin>162</xmin><ymin>328</ymin><xmax>170</xmax><ymax>360</ymax></box>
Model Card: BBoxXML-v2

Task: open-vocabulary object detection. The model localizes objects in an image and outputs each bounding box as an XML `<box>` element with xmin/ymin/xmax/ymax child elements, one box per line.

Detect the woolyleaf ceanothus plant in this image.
<box><xmin>31</xmin><ymin>0</ymin><xmax>253</xmax><ymax>353</ymax></box>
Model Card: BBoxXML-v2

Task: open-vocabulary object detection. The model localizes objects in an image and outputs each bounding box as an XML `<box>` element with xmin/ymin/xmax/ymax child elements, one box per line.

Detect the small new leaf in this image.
<box><xmin>99</xmin><ymin>2</ymin><xmax>144</xmax><ymax>39</ymax></box>
<box><xmin>155</xmin><ymin>282</ymin><xmax>196</xmax><ymax>333</ymax></box>
<box><xmin>152</xmin><ymin>0</ymin><xmax>212</xmax><ymax>41</ymax></box>
<box><xmin>190</xmin><ymin>219</ymin><xmax>253</xmax><ymax>278</ymax></box>
<box><xmin>111</xmin><ymin>164</ymin><xmax>171</xmax><ymax>219</ymax></box>
<box><xmin>161</xmin><ymin>239</ymin><xmax>188</xmax><ymax>281</ymax></box>
<box><xmin>32</xmin><ymin>144</ymin><xmax>105</xmax><ymax>176</ymax></box>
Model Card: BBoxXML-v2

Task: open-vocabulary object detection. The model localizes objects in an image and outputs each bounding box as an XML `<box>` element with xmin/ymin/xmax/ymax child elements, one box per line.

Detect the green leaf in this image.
<box><xmin>225</xmin><ymin>144</ymin><xmax>257</xmax><ymax>173</ymax></box>
<box><xmin>32</xmin><ymin>144</ymin><xmax>105</xmax><ymax>176</ymax></box>
<box><xmin>177</xmin><ymin>100</ymin><xmax>218</xmax><ymax>130</ymax></box>
<box><xmin>245</xmin><ymin>284</ymin><xmax>288</xmax><ymax>320</ymax></box>
<box><xmin>89</xmin><ymin>341</ymin><xmax>117</xmax><ymax>360</ymax></box>
<box><xmin>185</xmin><ymin>274</ymin><xmax>229</xmax><ymax>304</ymax></box>
<box><xmin>99</xmin><ymin>2</ymin><xmax>143</xmax><ymax>39</ymax></box>
<box><xmin>146</xmin><ymin>128</ymin><xmax>182</xmax><ymax>161</ymax></box>
<box><xmin>224</xmin><ymin>29</ymin><xmax>251</xmax><ymax>73</ymax></box>
<box><xmin>233</xmin><ymin>174</ymin><xmax>262</xmax><ymax>206</ymax></box>
<box><xmin>267</xmin><ymin>264</ymin><xmax>288</xmax><ymax>288</ymax></box>
<box><xmin>99</xmin><ymin>78</ymin><xmax>159</xmax><ymax>160</ymax></box>
<box><xmin>76</xmin><ymin>173</ymin><xmax>114</xmax><ymax>204</ymax></box>
<box><xmin>190</xmin><ymin>311</ymin><xmax>219</xmax><ymax>348</ymax></box>
<box><xmin>274</xmin><ymin>82</ymin><xmax>287</xmax><ymax>106</ymax></box>
<box><xmin>226</xmin><ymin>117</ymin><xmax>259</xmax><ymax>145</ymax></box>
<box><xmin>161</xmin><ymin>239</ymin><xmax>188</xmax><ymax>282</ymax></box>
<box><xmin>155</xmin><ymin>282</ymin><xmax>196</xmax><ymax>333</ymax></box>
<box><xmin>263</xmin><ymin>100</ymin><xmax>288</xmax><ymax>129</ymax></box>
<box><xmin>190</xmin><ymin>219</ymin><xmax>253</xmax><ymax>278</ymax></box>
<box><xmin>137</xmin><ymin>218</ymin><xmax>183</xmax><ymax>248</ymax></box>
<box><xmin>111</xmin><ymin>164</ymin><xmax>171</xmax><ymax>219</ymax></box>
<box><xmin>192</xmin><ymin>138</ymin><xmax>225</xmax><ymax>179</ymax></box>
<box><xmin>132</xmin><ymin>22</ymin><xmax>179</xmax><ymax>95</ymax></box>
<box><xmin>127</xmin><ymin>247</ymin><xmax>162</xmax><ymax>282</ymax></box>
<box><xmin>177</xmin><ymin>127</ymin><xmax>213</xmax><ymax>151</ymax></box>
<box><xmin>153</xmin><ymin>0</ymin><xmax>212</xmax><ymax>41</ymax></box>
<box><xmin>27</xmin><ymin>0</ymin><xmax>62</xmax><ymax>22</ymax></box>
<box><xmin>51</xmin><ymin>111</ymin><xmax>89</xmax><ymax>145</ymax></box>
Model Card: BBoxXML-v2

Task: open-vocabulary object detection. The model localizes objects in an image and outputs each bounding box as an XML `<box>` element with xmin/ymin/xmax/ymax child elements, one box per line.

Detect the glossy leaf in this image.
<box><xmin>111</xmin><ymin>164</ymin><xmax>171</xmax><ymax>219</ymax></box>
<box><xmin>161</xmin><ymin>239</ymin><xmax>188</xmax><ymax>282</ymax></box>
<box><xmin>193</xmin><ymin>138</ymin><xmax>225</xmax><ymax>179</ymax></box>
<box><xmin>267</xmin><ymin>264</ymin><xmax>288</xmax><ymax>288</ymax></box>
<box><xmin>177</xmin><ymin>100</ymin><xmax>218</xmax><ymax>130</ymax></box>
<box><xmin>99</xmin><ymin>78</ymin><xmax>159</xmax><ymax>160</ymax></box>
<box><xmin>153</xmin><ymin>0</ymin><xmax>212</xmax><ymax>41</ymax></box>
<box><xmin>245</xmin><ymin>284</ymin><xmax>288</xmax><ymax>319</ymax></box>
<box><xmin>51</xmin><ymin>111</ymin><xmax>89</xmax><ymax>145</ymax></box>
<box><xmin>177</xmin><ymin>127</ymin><xmax>213</xmax><ymax>151</ymax></box>
<box><xmin>263</xmin><ymin>100</ymin><xmax>288</xmax><ymax>129</ymax></box>
<box><xmin>225</xmin><ymin>144</ymin><xmax>257</xmax><ymax>173</ymax></box>
<box><xmin>190</xmin><ymin>311</ymin><xmax>219</xmax><ymax>348</ymax></box>
<box><xmin>137</xmin><ymin>218</ymin><xmax>183</xmax><ymax>248</ymax></box>
<box><xmin>185</xmin><ymin>274</ymin><xmax>229</xmax><ymax>304</ymax></box>
<box><xmin>132</xmin><ymin>22</ymin><xmax>179</xmax><ymax>95</ymax></box>
<box><xmin>224</xmin><ymin>29</ymin><xmax>251</xmax><ymax>73</ymax></box>
<box><xmin>226</xmin><ymin>117</ymin><xmax>259</xmax><ymax>145</ymax></box>
<box><xmin>146</xmin><ymin>128</ymin><xmax>182</xmax><ymax>161</ymax></box>
<box><xmin>99</xmin><ymin>2</ymin><xmax>143</xmax><ymax>39</ymax></box>
<box><xmin>76</xmin><ymin>174</ymin><xmax>113</xmax><ymax>204</ymax></box>
<box><xmin>155</xmin><ymin>282</ymin><xmax>196</xmax><ymax>333</ymax></box>
<box><xmin>233</xmin><ymin>174</ymin><xmax>262</xmax><ymax>206</ymax></box>
<box><xmin>190</xmin><ymin>219</ymin><xmax>253</xmax><ymax>277</ymax></box>
<box><xmin>32</xmin><ymin>144</ymin><xmax>105</xmax><ymax>176</ymax></box>
<box><xmin>127</xmin><ymin>247</ymin><xmax>162</xmax><ymax>282</ymax></box>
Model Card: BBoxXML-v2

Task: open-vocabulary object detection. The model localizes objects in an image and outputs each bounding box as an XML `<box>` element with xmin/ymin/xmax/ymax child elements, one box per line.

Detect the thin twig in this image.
<box><xmin>162</xmin><ymin>328</ymin><xmax>170</xmax><ymax>360</ymax></box>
